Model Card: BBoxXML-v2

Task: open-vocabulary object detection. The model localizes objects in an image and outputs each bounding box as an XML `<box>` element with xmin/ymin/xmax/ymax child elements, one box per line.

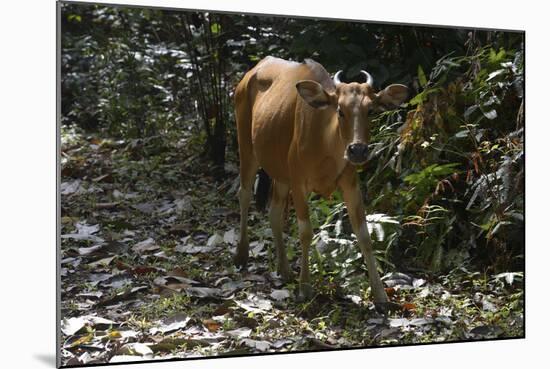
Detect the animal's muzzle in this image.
<box><xmin>346</xmin><ymin>143</ymin><xmax>369</xmax><ymax>165</ymax></box>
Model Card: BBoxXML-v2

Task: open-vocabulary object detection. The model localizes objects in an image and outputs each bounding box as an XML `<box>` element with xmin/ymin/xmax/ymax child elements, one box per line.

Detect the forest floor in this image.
<box><xmin>59</xmin><ymin>127</ymin><xmax>524</xmax><ymax>366</ymax></box>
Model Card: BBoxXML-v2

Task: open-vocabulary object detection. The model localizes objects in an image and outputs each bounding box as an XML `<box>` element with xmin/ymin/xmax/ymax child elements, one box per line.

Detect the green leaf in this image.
<box><xmin>408</xmin><ymin>87</ymin><xmax>439</xmax><ymax>106</ymax></box>
<box><xmin>417</xmin><ymin>65</ymin><xmax>427</xmax><ymax>88</ymax></box>
<box><xmin>408</xmin><ymin>92</ymin><xmax>425</xmax><ymax>106</ymax></box>
<box><xmin>68</xmin><ymin>14</ymin><xmax>82</xmax><ymax>22</ymax></box>
<box><xmin>210</xmin><ymin>23</ymin><xmax>221</xmax><ymax>34</ymax></box>
<box><xmin>404</xmin><ymin>163</ymin><xmax>460</xmax><ymax>191</ymax></box>
<box><xmin>489</xmin><ymin>48</ymin><xmax>506</xmax><ymax>64</ymax></box>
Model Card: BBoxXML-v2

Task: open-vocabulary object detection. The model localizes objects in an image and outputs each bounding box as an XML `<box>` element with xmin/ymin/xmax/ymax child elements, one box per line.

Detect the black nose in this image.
<box><xmin>347</xmin><ymin>143</ymin><xmax>369</xmax><ymax>164</ymax></box>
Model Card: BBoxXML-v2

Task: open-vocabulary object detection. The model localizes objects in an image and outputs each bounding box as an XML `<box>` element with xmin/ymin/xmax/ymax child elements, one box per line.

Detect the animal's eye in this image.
<box><xmin>337</xmin><ymin>107</ymin><xmax>344</xmax><ymax>118</ymax></box>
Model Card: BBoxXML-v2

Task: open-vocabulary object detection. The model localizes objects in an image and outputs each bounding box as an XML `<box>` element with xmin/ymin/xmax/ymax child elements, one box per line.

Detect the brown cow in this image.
<box><xmin>234</xmin><ymin>56</ymin><xmax>408</xmax><ymax>307</ymax></box>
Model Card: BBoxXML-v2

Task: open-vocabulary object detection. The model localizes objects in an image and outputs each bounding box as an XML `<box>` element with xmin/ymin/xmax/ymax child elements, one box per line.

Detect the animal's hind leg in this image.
<box><xmin>235</xmin><ymin>155</ymin><xmax>258</xmax><ymax>269</ymax></box>
<box><xmin>269</xmin><ymin>180</ymin><xmax>292</xmax><ymax>281</ymax></box>
<box><xmin>291</xmin><ymin>186</ymin><xmax>314</xmax><ymax>300</ymax></box>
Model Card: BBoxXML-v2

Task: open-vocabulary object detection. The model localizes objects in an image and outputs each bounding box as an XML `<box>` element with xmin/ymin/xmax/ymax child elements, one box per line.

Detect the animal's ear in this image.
<box><xmin>296</xmin><ymin>80</ymin><xmax>332</xmax><ymax>109</ymax></box>
<box><xmin>375</xmin><ymin>84</ymin><xmax>409</xmax><ymax>110</ymax></box>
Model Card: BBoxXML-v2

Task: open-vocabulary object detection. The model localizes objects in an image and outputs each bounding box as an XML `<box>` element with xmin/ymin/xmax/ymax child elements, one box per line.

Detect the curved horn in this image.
<box><xmin>333</xmin><ymin>70</ymin><xmax>343</xmax><ymax>85</ymax></box>
<box><xmin>360</xmin><ymin>70</ymin><xmax>374</xmax><ymax>87</ymax></box>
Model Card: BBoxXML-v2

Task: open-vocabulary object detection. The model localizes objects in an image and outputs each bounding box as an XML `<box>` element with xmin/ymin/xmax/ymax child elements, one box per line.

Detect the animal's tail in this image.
<box><xmin>255</xmin><ymin>169</ymin><xmax>271</xmax><ymax>212</ymax></box>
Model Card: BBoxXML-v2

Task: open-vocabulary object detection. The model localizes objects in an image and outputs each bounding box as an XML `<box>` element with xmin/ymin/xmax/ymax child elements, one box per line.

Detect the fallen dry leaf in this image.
<box><xmin>203</xmin><ymin>319</ymin><xmax>222</xmax><ymax>332</ymax></box>
<box><xmin>132</xmin><ymin>238</ymin><xmax>160</xmax><ymax>254</ymax></box>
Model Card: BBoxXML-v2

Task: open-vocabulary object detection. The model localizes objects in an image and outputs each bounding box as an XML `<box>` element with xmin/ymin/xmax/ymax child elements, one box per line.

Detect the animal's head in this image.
<box><xmin>296</xmin><ymin>70</ymin><xmax>408</xmax><ymax>165</ymax></box>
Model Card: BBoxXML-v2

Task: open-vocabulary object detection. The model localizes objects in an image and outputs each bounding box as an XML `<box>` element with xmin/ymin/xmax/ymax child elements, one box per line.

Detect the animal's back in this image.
<box><xmin>235</xmin><ymin>57</ymin><xmax>333</xmax><ymax>184</ymax></box>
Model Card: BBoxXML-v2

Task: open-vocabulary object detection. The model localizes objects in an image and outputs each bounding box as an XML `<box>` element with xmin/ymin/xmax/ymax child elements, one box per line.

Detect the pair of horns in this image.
<box><xmin>333</xmin><ymin>70</ymin><xmax>374</xmax><ymax>87</ymax></box>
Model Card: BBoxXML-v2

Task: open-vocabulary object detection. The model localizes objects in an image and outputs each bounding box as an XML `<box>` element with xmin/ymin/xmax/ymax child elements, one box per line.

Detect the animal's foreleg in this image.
<box><xmin>339</xmin><ymin>172</ymin><xmax>388</xmax><ymax>305</ymax></box>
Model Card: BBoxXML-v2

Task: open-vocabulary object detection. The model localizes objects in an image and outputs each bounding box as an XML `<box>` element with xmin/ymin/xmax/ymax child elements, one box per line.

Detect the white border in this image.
<box><xmin>1</xmin><ymin>0</ymin><xmax>546</xmax><ymax>368</ymax></box>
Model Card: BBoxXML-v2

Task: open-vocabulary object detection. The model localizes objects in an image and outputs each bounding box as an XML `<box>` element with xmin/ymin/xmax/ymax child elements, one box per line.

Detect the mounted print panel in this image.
<box><xmin>58</xmin><ymin>1</ymin><xmax>525</xmax><ymax>366</ymax></box>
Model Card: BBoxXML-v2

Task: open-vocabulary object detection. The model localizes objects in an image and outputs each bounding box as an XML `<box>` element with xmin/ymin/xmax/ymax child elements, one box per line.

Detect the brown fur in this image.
<box><xmin>234</xmin><ymin>56</ymin><xmax>408</xmax><ymax>305</ymax></box>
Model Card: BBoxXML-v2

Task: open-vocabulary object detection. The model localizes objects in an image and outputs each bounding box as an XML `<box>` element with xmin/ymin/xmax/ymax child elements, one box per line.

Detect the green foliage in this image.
<box><xmin>363</xmin><ymin>42</ymin><xmax>524</xmax><ymax>272</ymax></box>
<box><xmin>417</xmin><ymin>65</ymin><xmax>427</xmax><ymax>88</ymax></box>
<box><xmin>404</xmin><ymin>163</ymin><xmax>460</xmax><ymax>204</ymax></box>
<box><xmin>307</xmin><ymin>39</ymin><xmax>524</xmax><ymax>274</ymax></box>
<box><xmin>138</xmin><ymin>294</ymin><xmax>191</xmax><ymax>321</ymax></box>
<box><xmin>61</xmin><ymin>2</ymin><xmax>524</xmax><ymax>274</ymax></box>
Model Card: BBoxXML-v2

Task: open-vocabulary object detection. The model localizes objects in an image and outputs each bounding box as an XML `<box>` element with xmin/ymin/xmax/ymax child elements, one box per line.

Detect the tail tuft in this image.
<box><xmin>255</xmin><ymin>169</ymin><xmax>271</xmax><ymax>212</ymax></box>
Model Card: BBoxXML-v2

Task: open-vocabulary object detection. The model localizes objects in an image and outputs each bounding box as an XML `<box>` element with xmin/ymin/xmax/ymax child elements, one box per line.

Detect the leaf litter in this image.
<box><xmin>60</xmin><ymin>132</ymin><xmax>524</xmax><ymax>365</ymax></box>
